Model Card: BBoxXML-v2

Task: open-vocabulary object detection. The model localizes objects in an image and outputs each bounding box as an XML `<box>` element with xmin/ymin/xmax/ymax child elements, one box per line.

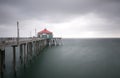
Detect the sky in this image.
<box><xmin>0</xmin><ymin>0</ymin><xmax>120</xmax><ymax>38</ymax></box>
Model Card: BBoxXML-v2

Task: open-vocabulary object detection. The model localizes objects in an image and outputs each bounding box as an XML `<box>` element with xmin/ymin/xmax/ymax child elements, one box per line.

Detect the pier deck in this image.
<box><xmin>0</xmin><ymin>37</ymin><xmax>62</xmax><ymax>49</ymax></box>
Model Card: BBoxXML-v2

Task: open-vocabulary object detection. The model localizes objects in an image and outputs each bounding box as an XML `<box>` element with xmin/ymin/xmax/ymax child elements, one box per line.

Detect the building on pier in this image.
<box><xmin>37</xmin><ymin>28</ymin><xmax>53</xmax><ymax>39</ymax></box>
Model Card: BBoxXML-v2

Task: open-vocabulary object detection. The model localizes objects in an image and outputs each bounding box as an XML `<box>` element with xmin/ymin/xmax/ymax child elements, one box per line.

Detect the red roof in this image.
<box><xmin>38</xmin><ymin>28</ymin><xmax>52</xmax><ymax>34</ymax></box>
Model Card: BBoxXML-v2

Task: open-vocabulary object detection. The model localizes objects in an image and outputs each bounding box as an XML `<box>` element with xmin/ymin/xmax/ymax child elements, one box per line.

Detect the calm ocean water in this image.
<box><xmin>2</xmin><ymin>38</ymin><xmax>120</xmax><ymax>78</ymax></box>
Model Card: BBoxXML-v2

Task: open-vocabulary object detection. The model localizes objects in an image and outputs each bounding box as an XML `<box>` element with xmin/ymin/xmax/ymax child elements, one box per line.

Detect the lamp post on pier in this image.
<box><xmin>35</xmin><ymin>28</ymin><xmax>36</xmax><ymax>37</ymax></box>
<box><xmin>17</xmin><ymin>21</ymin><xmax>20</xmax><ymax>45</ymax></box>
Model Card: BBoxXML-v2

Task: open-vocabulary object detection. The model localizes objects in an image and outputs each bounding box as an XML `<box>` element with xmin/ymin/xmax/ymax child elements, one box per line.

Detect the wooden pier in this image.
<box><xmin>0</xmin><ymin>37</ymin><xmax>62</xmax><ymax>77</ymax></box>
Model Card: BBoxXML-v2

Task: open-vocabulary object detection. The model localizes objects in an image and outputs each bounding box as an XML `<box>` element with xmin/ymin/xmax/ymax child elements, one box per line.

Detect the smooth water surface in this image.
<box><xmin>3</xmin><ymin>38</ymin><xmax>120</xmax><ymax>78</ymax></box>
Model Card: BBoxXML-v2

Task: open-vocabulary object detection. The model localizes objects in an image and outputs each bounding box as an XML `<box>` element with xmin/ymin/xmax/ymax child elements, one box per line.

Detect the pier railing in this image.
<box><xmin>0</xmin><ymin>37</ymin><xmax>43</xmax><ymax>47</ymax></box>
<box><xmin>0</xmin><ymin>37</ymin><xmax>62</xmax><ymax>46</ymax></box>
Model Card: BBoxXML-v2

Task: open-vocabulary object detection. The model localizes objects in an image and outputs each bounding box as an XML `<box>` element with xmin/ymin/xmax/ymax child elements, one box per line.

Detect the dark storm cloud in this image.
<box><xmin>0</xmin><ymin>0</ymin><xmax>120</xmax><ymax>24</ymax></box>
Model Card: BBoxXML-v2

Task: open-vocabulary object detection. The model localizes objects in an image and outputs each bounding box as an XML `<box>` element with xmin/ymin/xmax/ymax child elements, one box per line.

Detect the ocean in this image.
<box><xmin>2</xmin><ymin>38</ymin><xmax>120</xmax><ymax>78</ymax></box>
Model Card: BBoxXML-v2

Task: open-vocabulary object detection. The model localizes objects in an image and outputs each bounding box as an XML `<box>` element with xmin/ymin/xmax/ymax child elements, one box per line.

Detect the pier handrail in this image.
<box><xmin>0</xmin><ymin>37</ymin><xmax>42</xmax><ymax>46</ymax></box>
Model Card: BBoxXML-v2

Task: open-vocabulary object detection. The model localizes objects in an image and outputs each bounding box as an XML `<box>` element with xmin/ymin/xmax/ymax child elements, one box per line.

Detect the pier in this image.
<box><xmin>0</xmin><ymin>37</ymin><xmax>62</xmax><ymax>77</ymax></box>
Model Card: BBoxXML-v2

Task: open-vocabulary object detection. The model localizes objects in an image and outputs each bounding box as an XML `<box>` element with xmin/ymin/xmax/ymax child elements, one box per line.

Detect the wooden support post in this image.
<box><xmin>33</xmin><ymin>42</ymin><xmax>35</xmax><ymax>56</ymax></box>
<box><xmin>58</xmin><ymin>39</ymin><xmax>60</xmax><ymax>46</ymax></box>
<box><xmin>39</xmin><ymin>41</ymin><xmax>41</xmax><ymax>51</ymax></box>
<box><xmin>37</xmin><ymin>41</ymin><xmax>39</xmax><ymax>53</ymax></box>
<box><xmin>52</xmin><ymin>39</ymin><xmax>54</xmax><ymax>46</ymax></box>
<box><xmin>28</xmin><ymin>43</ymin><xmax>30</xmax><ymax>61</ymax></box>
<box><xmin>23</xmin><ymin>44</ymin><xmax>26</xmax><ymax>68</ymax></box>
<box><xmin>13</xmin><ymin>46</ymin><xmax>17</xmax><ymax>77</ymax></box>
<box><xmin>53</xmin><ymin>39</ymin><xmax>55</xmax><ymax>46</ymax></box>
<box><xmin>37</xmin><ymin>41</ymin><xmax>39</xmax><ymax>55</ymax></box>
<box><xmin>41</xmin><ymin>40</ymin><xmax>43</xmax><ymax>50</ymax></box>
<box><xmin>49</xmin><ymin>39</ymin><xmax>51</xmax><ymax>47</ymax></box>
<box><xmin>32</xmin><ymin>42</ymin><xmax>33</xmax><ymax>56</ymax></box>
<box><xmin>55</xmin><ymin>39</ymin><xmax>57</xmax><ymax>46</ymax></box>
<box><xmin>40</xmin><ymin>40</ymin><xmax>42</xmax><ymax>50</ymax></box>
<box><xmin>57</xmin><ymin>39</ymin><xmax>59</xmax><ymax>45</ymax></box>
<box><xmin>38</xmin><ymin>41</ymin><xmax>41</xmax><ymax>54</ymax></box>
<box><xmin>0</xmin><ymin>49</ymin><xmax>5</xmax><ymax>78</ymax></box>
<box><xmin>26</xmin><ymin>43</ymin><xmax>29</xmax><ymax>61</ymax></box>
<box><xmin>38</xmin><ymin>41</ymin><xmax>39</xmax><ymax>52</ymax></box>
<box><xmin>36</xmin><ymin>42</ymin><xmax>38</xmax><ymax>56</ymax></box>
<box><xmin>34</xmin><ymin>42</ymin><xmax>36</xmax><ymax>56</ymax></box>
<box><xmin>44</xmin><ymin>40</ymin><xmax>46</xmax><ymax>47</ymax></box>
<box><xmin>38</xmin><ymin>41</ymin><xmax>40</xmax><ymax>53</ymax></box>
<box><xmin>20</xmin><ymin>44</ymin><xmax>23</xmax><ymax>64</ymax></box>
<box><xmin>42</xmin><ymin>40</ymin><xmax>44</xmax><ymax>49</ymax></box>
<box><xmin>29</xmin><ymin>42</ymin><xmax>32</xmax><ymax>63</ymax></box>
<box><xmin>56</xmin><ymin>39</ymin><xmax>58</xmax><ymax>46</ymax></box>
<box><xmin>43</xmin><ymin>40</ymin><xmax>45</xmax><ymax>48</ymax></box>
<box><xmin>2</xmin><ymin>50</ymin><xmax>5</xmax><ymax>71</ymax></box>
<box><xmin>30</xmin><ymin>42</ymin><xmax>33</xmax><ymax>58</ymax></box>
<box><xmin>0</xmin><ymin>49</ymin><xmax>2</xmax><ymax>77</ymax></box>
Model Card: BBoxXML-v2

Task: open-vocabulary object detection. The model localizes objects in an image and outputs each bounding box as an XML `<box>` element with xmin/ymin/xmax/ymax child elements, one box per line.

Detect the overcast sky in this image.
<box><xmin>0</xmin><ymin>0</ymin><xmax>120</xmax><ymax>38</ymax></box>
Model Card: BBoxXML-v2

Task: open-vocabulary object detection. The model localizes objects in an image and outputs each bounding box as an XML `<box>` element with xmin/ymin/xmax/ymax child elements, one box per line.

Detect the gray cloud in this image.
<box><xmin>0</xmin><ymin>0</ymin><xmax>120</xmax><ymax>22</ymax></box>
<box><xmin>0</xmin><ymin>0</ymin><xmax>120</xmax><ymax>37</ymax></box>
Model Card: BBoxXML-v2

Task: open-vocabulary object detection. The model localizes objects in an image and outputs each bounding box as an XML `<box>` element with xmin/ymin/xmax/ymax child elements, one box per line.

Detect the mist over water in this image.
<box><xmin>3</xmin><ymin>38</ymin><xmax>120</xmax><ymax>78</ymax></box>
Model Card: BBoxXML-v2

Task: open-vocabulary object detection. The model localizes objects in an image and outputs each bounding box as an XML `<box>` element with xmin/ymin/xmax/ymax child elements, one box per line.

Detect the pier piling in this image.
<box><xmin>23</xmin><ymin>44</ymin><xmax>26</xmax><ymax>68</ymax></box>
<box><xmin>12</xmin><ymin>45</ymin><xmax>17</xmax><ymax>77</ymax></box>
<box><xmin>20</xmin><ymin>44</ymin><xmax>23</xmax><ymax>64</ymax></box>
<box><xmin>0</xmin><ymin>49</ymin><xmax>5</xmax><ymax>78</ymax></box>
